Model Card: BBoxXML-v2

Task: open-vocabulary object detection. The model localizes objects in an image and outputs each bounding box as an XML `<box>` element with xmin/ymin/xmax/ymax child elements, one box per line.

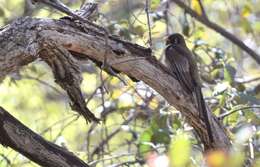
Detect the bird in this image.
<box><xmin>164</xmin><ymin>33</ymin><xmax>213</xmax><ymax>142</ymax></box>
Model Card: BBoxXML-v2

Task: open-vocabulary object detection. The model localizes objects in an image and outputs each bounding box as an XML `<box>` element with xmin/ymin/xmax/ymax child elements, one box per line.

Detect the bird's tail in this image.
<box><xmin>194</xmin><ymin>87</ymin><xmax>214</xmax><ymax>142</ymax></box>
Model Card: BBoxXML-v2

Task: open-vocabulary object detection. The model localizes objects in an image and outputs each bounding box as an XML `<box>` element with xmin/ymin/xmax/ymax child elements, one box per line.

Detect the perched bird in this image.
<box><xmin>164</xmin><ymin>33</ymin><xmax>213</xmax><ymax>142</ymax></box>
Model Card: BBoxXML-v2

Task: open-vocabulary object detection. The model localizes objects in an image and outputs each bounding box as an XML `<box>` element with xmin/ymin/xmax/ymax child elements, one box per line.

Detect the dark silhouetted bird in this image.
<box><xmin>164</xmin><ymin>33</ymin><xmax>213</xmax><ymax>142</ymax></box>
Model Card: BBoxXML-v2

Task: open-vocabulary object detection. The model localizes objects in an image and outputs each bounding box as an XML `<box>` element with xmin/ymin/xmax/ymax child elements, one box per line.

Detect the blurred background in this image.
<box><xmin>0</xmin><ymin>0</ymin><xmax>259</xmax><ymax>167</ymax></box>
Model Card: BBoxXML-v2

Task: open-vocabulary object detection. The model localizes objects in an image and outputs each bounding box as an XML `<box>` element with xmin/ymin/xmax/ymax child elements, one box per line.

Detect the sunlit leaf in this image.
<box><xmin>151</xmin><ymin>0</ymin><xmax>161</xmax><ymax>11</ymax></box>
<box><xmin>0</xmin><ymin>7</ymin><xmax>4</xmax><ymax>17</ymax></box>
<box><xmin>253</xmin><ymin>158</ymin><xmax>260</xmax><ymax>167</ymax></box>
<box><xmin>211</xmin><ymin>68</ymin><xmax>220</xmax><ymax>79</ymax></box>
<box><xmin>241</xmin><ymin>4</ymin><xmax>252</xmax><ymax>18</ymax></box>
<box><xmin>224</xmin><ymin>108</ymin><xmax>239</xmax><ymax>126</ymax></box>
<box><xmin>224</xmin><ymin>64</ymin><xmax>236</xmax><ymax>84</ymax></box>
<box><xmin>213</xmin><ymin>82</ymin><xmax>229</xmax><ymax>95</ymax></box>
<box><xmin>253</xmin><ymin>22</ymin><xmax>260</xmax><ymax>32</ymax></box>
<box><xmin>139</xmin><ymin>129</ymin><xmax>153</xmax><ymax>157</ymax></box>
<box><xmin>169</xmin><ymin>133</ymin><xmax>191</xmax><ymax>167</ymax></box>
<box><xmin>148</xmin><ymin>98</ymin><xmax>159</xmax><ymax>110</ymax></box>
<box><xmin>172</xmin><ymin>115</ymin><xmax>182</xmax><ymax>130</ymax></box>
<box><xmin>227</xmin><ymin>151</ymin><xmax>245</xmax><ymax>167</ymax></box>
<box><xmin>205</xmin><ymin>150</ymin><xmax>228</xmax><ymax>167</ymax></box>
<box><xmin>191</xmin><ymin>0</ymin><xmax>202</xmax><ymax>15</ymax></box>
<box><xmin>133</xmin><ymin>25</ymin><xmax>145</xmax><ymax>37</ymax></box>
<box><xmin>241</xmin><ymin>18</ymin><xmax>253</xmax><ymax>33</ymax></box>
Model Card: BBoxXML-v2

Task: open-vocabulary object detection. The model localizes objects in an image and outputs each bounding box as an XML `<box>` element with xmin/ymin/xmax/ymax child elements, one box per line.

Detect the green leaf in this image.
<box><xmin>150</xmin><ymin>115</ymin><xmax>171</xmax><ymax>145</ymax></box>
<box><xmin>213</xmin><ymin>83</ymin><xmax>229</xmax><ymax>95</ymax></box>
<box><xmin>224</xmin><ymin>64</ymin><xmax>236</xmax><ymax>84</ymax></box>
<box><xmin>169</xmin><ymin>133</ymin><xmax>191</xmax><ymax>167</ymax></box>
<box><xmin>224</xmin><ymin>108</ymin><xmax>239</xmax><ymax>126</ymax></box>
<box><xmin>133</xmin><ymin>25</ymin><xmax>145</xmax><ymax>37</ymax></box>
<box><xmin>172</xmin><ymin>116</ymin><xmax>182</xmax><ymax>130</ymax></box>
<box><xmin>0</xmin><ymin>7</ymin><xmax>5</xmax><ymax>17</ymax></box>
<box><xmin>139</xmin><ymin>129</ymin><xmax>153</xmax><ymax>157</ymax></box>
<box><xmin>244</xmin><ymin>108</ymin><xmax>260</xmax><ymax>124</ymax></box>
<box><xmin>241</xmin><ymin>18</ymin><xmax>252</xmax><ymax>33</ymax></box>
<box><xmin>151</xmin><ymin>0</ymin><xmax>161</xmax><ymax>10</ymax></box>
<box><xmin>152</xmin><ymin>129</ymin><xmax>171</xmax><ymax>145</ymax></box>
<box><xmin>191</xmin><ymin>0</ymin><xmax>202</xmax><ymax>15</ymax></box>
<box><xmin>241</xmin><ymin>4</ymin><xmax>252</xmax><ymax>18</ymax></box>
<box><xmin>253</xmin><ymin>21</ymin><xmax>260</xmax><ymax>32</ymax></box>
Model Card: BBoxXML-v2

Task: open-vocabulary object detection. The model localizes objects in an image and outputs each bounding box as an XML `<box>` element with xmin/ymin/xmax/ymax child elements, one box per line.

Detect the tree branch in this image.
<box><xmin>218</xmin><ymin>106</ymin><xmax>260</xmax><ymax>119</ymax></box>
<box><xmin>197</xmin><ymin>0</ymin><xmax>208</xmax><ymax>19</ymax></box>
<box><xmin>0</xmin><ymin>107</ymin><xmax>89</xmax><ymax>167</ymax></box>
<box><xmin>171</xmin><ymin>0</ymin><xmax>260</xmax><ymax>64</ymax></box>
<box><xmin>0</xmin><ymin>16</ymin><xmax>230</xmax><ymax>150</ymax></box>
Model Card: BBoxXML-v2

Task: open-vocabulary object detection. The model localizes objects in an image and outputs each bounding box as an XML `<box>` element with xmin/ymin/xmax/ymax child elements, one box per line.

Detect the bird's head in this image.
<box><xmin>166</xmin><ymin>33</ymin><xmax>186</xmax><ymax>45</ymax></box>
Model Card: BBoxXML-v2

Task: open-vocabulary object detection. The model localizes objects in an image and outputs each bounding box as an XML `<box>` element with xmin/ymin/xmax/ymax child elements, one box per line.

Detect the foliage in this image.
<box><xmin>0</xmin><ymin>0</ymin><xmax>259</xmax><ymax>167</ymax></box>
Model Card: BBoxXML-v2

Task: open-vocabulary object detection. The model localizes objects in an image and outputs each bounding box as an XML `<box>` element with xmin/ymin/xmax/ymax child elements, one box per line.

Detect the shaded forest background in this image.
<box><xmin>0</xmin><ymin>0</ymin><xmax>259</xmax><ymax>167</ymax></box>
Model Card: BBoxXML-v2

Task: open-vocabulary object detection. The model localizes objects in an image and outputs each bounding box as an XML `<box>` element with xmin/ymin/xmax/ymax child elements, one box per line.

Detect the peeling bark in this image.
<box><xmin>39</xmin><ymin>38</ymin><xmax>99</xmax><ymax>122</ymax></box>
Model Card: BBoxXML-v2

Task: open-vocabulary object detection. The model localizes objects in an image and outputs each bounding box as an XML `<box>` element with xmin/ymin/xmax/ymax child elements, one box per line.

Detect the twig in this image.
<box><xmin>145</xmin><ymin>0</ymin><xmax>152</xmax><ymax>47</ymax></box>
<box><xmin>236</xmin><ymin>76</ymin><xmax>260</xmax><ymax>84</ymax></box>
<box><xmin>53</xmin><ymin>116</ymin><xmax>80</xmax><ymax>142</ymax></box>
<box><xmin>198</xmin><ymin>0</ymin><xmax>208</xmax><ymax>19</ymax></box>
<box><xmin>87</xmin><ymin>123</ymin><xmax>98</xmax><ymax>162</ymax></box>
<box><xmin>86</xmin><ymin>77</ymin><xmax>110</xmax><ymax>105</ymax></box>
<box><xmin>35</xmin><ymin>0</ymin><xmax>100</xmax><ymax>29</ymax></box>
<box><xmin>170</xmin><ymin>0</ymin><xmax>260</xmax><ymax>64</ymax></box>
<box><xmin>218</xmin><ymin>106</ymin><xmax>260</xmax><ymax>119</ymax></box>
<box><xmin>164</xmin><ymin>1</ymin><xmax>170</xmax><ymax>35</ymax></box>
<box><xmin>89</xmin><ymin>153</ymin><xmax>134</xmax><ymax>166</ymax></box>
<box><xmin>0</xmin><ymin>153</ymin><xmax>11</xmax><ymax>165</ymax></box>
<box><xmin>248</xmin><ymin>138</ymin><xmax>254</xmax><ymax>159</ymax></box>
<box><xmin>22</xmin><ymin>75</ymin><xmax>63</xmax><ymax>95</ymax></box>
<box><xmin>130</xmin><ymin>7</ymin><xmax>146</xmax><ymax>25</ymax></box>
<box><xmin>40</xmin><ymin>114</ymin><xmax>78</xmax><ymax>135</ymax></box>
<box><xmin>90</xmin><ymin>112</ymin><xmax>139</xmax><ymax>157</ymax></box>
<box><xmin>110</xmin><ymin>159</ymin><xmax>144</xmax><ymax>167</ymax></box>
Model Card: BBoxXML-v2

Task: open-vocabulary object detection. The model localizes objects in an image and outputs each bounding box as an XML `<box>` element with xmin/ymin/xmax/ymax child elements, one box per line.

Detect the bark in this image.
<box><xmin>0</xmin><ymin>107</ymin><xmax>89</xmax><ymax>167</ymax></box>
<box><xmin>0</xmin><ymin>11</ymin><xmax>230</xmax><ymax>164</ymax></box>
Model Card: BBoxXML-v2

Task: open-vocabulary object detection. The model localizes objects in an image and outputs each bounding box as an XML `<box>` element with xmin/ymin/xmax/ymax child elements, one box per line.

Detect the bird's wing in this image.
<box><xmin>166</xmin><ymin>44</ymin><xmax>214</xmax><ymax>142</ymax></box>
<box><xmin>165</xmin><ymin>45</ymin><xmax>195</xmax><ymax>93</ymax></box>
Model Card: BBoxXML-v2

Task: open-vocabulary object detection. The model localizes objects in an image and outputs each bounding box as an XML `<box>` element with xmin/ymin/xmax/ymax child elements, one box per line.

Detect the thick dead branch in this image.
<box><xmin>0</xmin><ymin>16</ymin><xmax>230</xmax><ymax>150</ymax></box>
<box><xmin>0</xmin><ymin>107</ymin><xmax>89</xmax><ymax>167</ymax></box>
